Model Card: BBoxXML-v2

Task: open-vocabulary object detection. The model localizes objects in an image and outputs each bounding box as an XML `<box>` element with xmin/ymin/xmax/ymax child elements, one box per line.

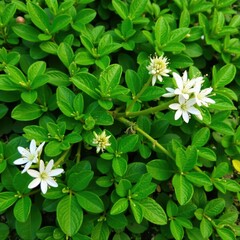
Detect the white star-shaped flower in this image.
<box><xmin>146</xmin><ymin>54</ymin><xmax>171</xmax><ymax>86</ymax></box>
<box><xmin>169</xmin><ymin>96</ymin><xmax>202</xmax><ymax>123</ymax></box>
<box><xmin>14</xmin><ymin>139</ymin><xmax>45</xmax><ymax>173</ymax></box>
<box><xmin>27</xmin><ymin>159</ymin><xmax>64</xmax><ymax>194</ymax></box>
<box><xmin>163</xmin><ymin>71</ymin><xmax>203</xmax><ymax>99</ymax></box>
<box><xmin>93</xmin><ymin>130</ymin><xmax>111</xmax><ymax>153</ymax></box>
<box><xmin>194</xmin><ymin>86</ymin><xmax>215</xmax><ymax>107</ymax></box>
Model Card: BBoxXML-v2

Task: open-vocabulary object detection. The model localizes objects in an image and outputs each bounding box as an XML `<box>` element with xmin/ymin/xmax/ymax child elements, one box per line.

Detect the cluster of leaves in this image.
<box><xmin>0</xmin><ymin>0</ymin><xmax>240</xmax><ymax>239</ymax></box>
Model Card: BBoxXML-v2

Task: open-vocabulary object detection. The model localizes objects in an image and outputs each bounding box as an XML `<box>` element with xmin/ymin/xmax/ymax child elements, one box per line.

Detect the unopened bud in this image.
<box><xmin>16</xmin><ymin>16</ymin><xmax>25</xmax><ymax>24</ymax></box>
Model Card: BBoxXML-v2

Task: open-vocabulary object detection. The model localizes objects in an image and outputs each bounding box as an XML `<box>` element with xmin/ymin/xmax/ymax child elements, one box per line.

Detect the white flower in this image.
<box><xmin>194</xmin><ymin>86</ymin><xmax>215</xmax><ymax>107</ymax></box>
<box><xmin>93</xmin><ymin>130</ymin><xmax>111</xmax><ymax>153</ymax></box>
<box><xmin>27</xmin><ymin>159</ymin><xmax>64</xmax><ymax>194</ymax></box>
<box><xmin>169</xmin><ymin>96</ymin><xmax>202</xmax><ymax>123</ymax></box>
<box><xmin>163</xmin><ymin>71</ymin><xmax>203</xmax><ymax>99</ymax></box>
<box><xmin>14</xmin><ymin>139</ymin><xmax>45</xmax><ymax>173</ymax></box>
<box><xmin>146</xmin><ymin>54</ymin><xmax>171</xmax><ymax>86</ymax></box>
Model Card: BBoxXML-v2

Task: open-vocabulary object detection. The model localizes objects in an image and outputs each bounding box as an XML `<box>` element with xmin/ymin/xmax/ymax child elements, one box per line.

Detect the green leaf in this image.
<box><xmin>0</xmin><ymin>223</ymin><xmax>9</xmax><ymax>240</ymax></box>
<box><xmin>170</xmin><ymin>54</ymin><xmax>193</xmax><ymax>68</ymax></box>
<box><xmin>98</xmin><ymin>35</ymin><xmax>121</xmax><ymax>56</ymax></box>
<box><xmin>47</xmin><ymin>70</ymin><xmax>70</xmax><ymax>87</ymax></box>
<box><xmin>210</xmin><ymin>93</ymin><xmax>236</xmax><ymax>111</ymax></box>
<box><xmin>75</xmin><ymin>49</ymin><xmax>95</xmax><ymax>65</ymax></box>
<box><xmin>21</xmin><ymin>91</ymin><xmax>38</xmax><ymax>104</ymax></box>
<box><xmin>118</xmin><ymin>134</ymin><xmax>139</xmax><ymax>153</ymax></box>
<box><xmin>185</xmin><ymin>172</ymin><xmax>212</xmax><ymax>187</ymax></box>
<box><xmin>57</xmin><ymin>195</ymin><xmax>83</xmax><ymax>237</ymax></box>
<box><xmin>172</xmin><ymin>174</ymin><xmax>194</xmax><ymax>205</ymax></box>
<box><xmin>71</xmin><ymin>73</ymin><xmax>99</xmax><ymax>99</ymax></box>
<box><xmin>139</xmin><ymin>86</ymin><xmax>165</xmax><ymax>101</ymax></box>
<box><xmin>27</xmin><ymin>2</ymin><xmax>50</xmax><ymax>32</ymax></box>
<box><xmin>67</xmin><ymin>171</ymin><xmax>93</xmax><ymax>191</ymax></box>
<box><xmin>15</xmin><ymin>205</ymin><xmax>42</xmax><ymax>240</ymax></box>
<box><xmin>51</xmin><ymin>14</ymin><xmax>72</xmax><ymax>34</ymax></box>
<box><xmin>40</xmin><ymin>41</ymin><xmax>58</xmax><ymax>54</ymax></box>
<box><xmin>192</xmin><ymin>127</ymin><xmax>210</xmax><ymax>147</ymax></box>
<box><xmin>212</xmin><ymin>162</ymin><xmax>229</xmax><ymax>178</ymax></box>
<box><xmin>74</xmin><ymin>8</ymin><xmax>96</xmax><ymax>27</ymax></box>
<box><xmin>45</xmin><ymin>0</ymin><xmax>58</xmax><ymax>14</ymax></box>
<box><xmin>91</xmin><ymin>222</ymin><xmax>110</xmax><ymax>240</ymax></box>
<box><xmin>23</xmin><ymin>125</ymin><xmax>49</xmax><ymax>142</ymax></box>
<box><xmin>110</xmin><ymin>198</ymin><xmax>129</xmax><ymax>215</ymax></box>
<box><xmin>28</xmin><ymin>61</ymin><xmax>46</xmax><ymax>83</ymax></box>
<box><xmin>213</xmin><ymin>64</ymin><xmax>236</xmax><ymax>88</ymax></box>
<box><xmin>216</xmin><ymin>228</ymin><xmax>236</xmax><ymax>240</ymax></box>
<box><xmin>176</xmin><ymin>147</ymin><xmax>196</xmax><ymax>172</ymax></box>
<box><xmin>56</xmin><ymin>86</ymin><xmax>75</xmax><ymax>117</ymax></box>
<box><xmin>75</xmin><ymin>191</ymin><xmax>104</xmax><ymax>213</ymax></box>
<box><xmin>2</xmin><ymin>3</ymin><xmax>16</xmax><ymax>26</ymax></box>
<box><xmin>13</xmin><ymin>197</ymin><xmax>32</xmax><ymax>223</ymax></box>
<box><xmin>204</xmin><ymin>198</ymin><xmax>225</xmax><ymax>217</ymax></box>
<box><xmin>140</xmin><ymin>197</ymin><xmax>167</xmax><ymax>225</ymax></box>
<box><xmin>99</xmin><ymin>64</ymin><xmax>122</xmax><ymax>96</ymax></box>
<box><xmin>200</xmin><ymin>217</ymin><xmax>212</xmax><ymax>239</ymax></box>
<box><xmin>112</xmin><ymin>157</ymin><xmax>128</xmax><ymax>177</ymax></box>
<box><xmin>0</xmin><ymin>192</ymin><xmax>17</xmax><ymax>212</ymax></box>
<box><xmin>130</xmin><ymin>200</ymin><xmax>143</xmax><ymax>224</ymax></box>
<box><xmin>106</xmin><ymin>213</ymin><xmax>128</xmax><ymax>230</ymax></box>
<box><xmin>170</xmin><ymin>219</ymin><xmax>184</xmax><ymax>240</ymax></box>
<box><xmin>129</xmin><ymin>0</ymin><xmax>148</xmax><ymax>19</ymax></box>
<box><xmin>45</xmin><ymin>141</ymin><xmax>62</xmax><ymax>157</ymax></box>
<box><xmin>146</xmin><ymin>159</ymin><xmax>173</xmax><ymax>181</ymax></box>
<box><xmin>155</xmin><ymin>16</ymin><xmax>170</xmax><ymax>45</ymax></box>
<box><xmin>85</xmin><ymin>102</ymin><xmax>113</xmax><ymax>125</ymax></box>
<box><xmin>112</xmin><ymin>0</ymin><xmax>128</xmax><ymax>19</ymax></box>
<box><xmin>11</xmin><ymin>103</ymin><xmax>43</xmax><ymax>121</ymax></box>
<box><xmin>57</xmin><ymin>42</ymin><xmax>74</xmax><ymax>68</ymax></box>
<box><xmin>116</xmin><ymin>179</ymin><xmax>132</xmax><ymax>197</ymax></box>
<box><xmin>169</xmin><ymin>28</ymin><xmax>190</xmax><ymax>42</ymax></box>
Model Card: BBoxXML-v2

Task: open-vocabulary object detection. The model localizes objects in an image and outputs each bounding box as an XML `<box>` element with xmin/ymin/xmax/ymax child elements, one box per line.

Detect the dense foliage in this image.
<box><xmin>0</xmin><ymin>0</ymin><xmax>240</xmax><ymax>239</ymax></box>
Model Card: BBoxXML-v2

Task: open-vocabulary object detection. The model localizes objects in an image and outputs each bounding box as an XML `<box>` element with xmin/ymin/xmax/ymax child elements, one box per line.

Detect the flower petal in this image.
<box><xmin>49</xmin><ymin>168</ymin><xmax>64</xmax><ymax>177</ymax></box>
<box><xmin>29</xmin><ymin>140</ymin><xmax>36</xmax><ymax>154</ymax></box>
<box><xmin>27</xmin><ymin>169</ymin><xmax>40</xmax><ymax>178</ymax></box>
<box><xmin>17</xmin><ymin>147</ymin><xmax>30</xmax><ymax>157</ymax></box>
<box><xmin>46</xmin><ymin>178</ymin><xmax>58</xmax><ymax>187</ymax></box>
<box><xmin>173</xmin><ymin>72</ymin><xmax>183</xmax><ymax>89</ymax></box>
<box><xmin>14</xmin><ymin>158</ymin><xmax>28</xmax><ymax>165</ymax></box>
<box><xmin>182</xmin><ymin>111</ymin><xmax>189</xmax><ymax>123</ymax></box>
<box><xmin>169</xmin><ymin>103</ymin><xmax>180</xmax><ymax>110</ymax></box>
<box><xmin>175</xmin><ymin>109</ymin><xmax>182</xmax><ymax>120</ymax></box>
<box><xmin>22</xmin><ymin>161</ymin><xmax>33</xmax><ymax>173</ymax></box>
<box><xmin>28</xmin><ymin>178</ymin><xmax>41</xmax><ymax>189</ymax></box>
<box><xmin>40</xmin><ymin>180</ymin><xmax>48</xmax><ymax>194</ymax></box>
<box><xmin>39</xmin><ymin>160</ymin><xmax>45</xmax><ymax>173</ymax></box>
<box><xmin>45</xmin><ymin>159</ymin><xmax>54</xmax><ymax>173</ymax></box>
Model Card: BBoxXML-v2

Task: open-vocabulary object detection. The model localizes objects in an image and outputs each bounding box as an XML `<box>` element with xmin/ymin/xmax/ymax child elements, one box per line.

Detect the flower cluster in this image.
<box><xmin>163</xmin><ymin>71</ymin><xmax>215</xmax><ymax>123</ymax></box>
<box><xmin>93</xmin><ymin>130</ymin><xmax>111</xmax><ymax>153</ymax></box>
<box><xmin>14</xmin><ymin>140</ymin><xmax>64</xmax><ymax>194</ymax></box>
<box><xmin>146</xmin><ymin>54</ymin><xmax>171</xmax><ymax>86</ymax></box>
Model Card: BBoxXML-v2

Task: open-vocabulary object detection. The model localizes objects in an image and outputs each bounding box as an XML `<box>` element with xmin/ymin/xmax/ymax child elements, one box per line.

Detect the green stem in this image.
<box><xmin>76</xmin><ymin>142</ymin><xmax>81</xmax><ymax>163</ymax></box>
<box><xmin>116</xmin><ymin>99</ymin><xmax>175</xmax><ymax>118</ymax></box>
<box><xmin>126</xmin><ymin>77</ymin><xmax>152</xmax><ymax>113</ymax></box>
<box><xmin>117</xmin><ymin>117</ymin><xmax>173</xmax><ymax>159</ymax></box>
<box><xmin>54</xmin><ymin>149</ymin><xmax>70</xmax><ymax>167</ymax></box>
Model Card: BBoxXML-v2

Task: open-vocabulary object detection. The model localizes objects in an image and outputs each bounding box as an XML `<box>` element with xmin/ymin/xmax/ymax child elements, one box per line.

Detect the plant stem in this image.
<box><xmin>117</xmin><ymin>117</ymin><xmax>173</xmax><ymax>159</ymax></box>
<box><xmin>116</xmin><ymin>99</ymin><xmax>175</xmax><ymax>118</ymax></box>
<box><xmin>126</xmin><ymin>77</ymin><xmax>152</xmax><ymax>113</ymax></box>
<box><xmin>54</xmin><ymin>149</ymin><xmax>70</xmax><ymax>167</ymax></box>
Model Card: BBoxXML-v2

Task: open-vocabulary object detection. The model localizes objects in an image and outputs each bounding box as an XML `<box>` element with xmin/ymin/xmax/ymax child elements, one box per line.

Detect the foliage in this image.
<box><xmin>0</xmin><ymin>0</ymin><xmax>240</xmax><ymax>239</ymax></box>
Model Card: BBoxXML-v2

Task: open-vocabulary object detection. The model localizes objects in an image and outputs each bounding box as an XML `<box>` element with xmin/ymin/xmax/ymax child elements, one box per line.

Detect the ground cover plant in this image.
<box><xmin>0</xmin><ymin>0</ymin><xmax>240</xmax><ymax>239</ymax></box>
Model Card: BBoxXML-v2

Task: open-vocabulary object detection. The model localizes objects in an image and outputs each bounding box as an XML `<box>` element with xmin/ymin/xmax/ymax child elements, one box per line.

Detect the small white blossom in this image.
<box><xmin>93</xmin><ymin>130</ymin><xmax>111</xmax><ymax>153</ymax></box>
<box><xmin>194</xmin><ymin>86</ymin><xmax>215</xmax><ymax>107</ymax></box>
<box><xmin>169</xmin><ymin>96</ymin><xmax>202</xmax><ymax>123</ymax></box>
<box><xmin>27</xmin><ymin>159</ymin><xmax>64</xmax><ymax>194</ymax></box>
<box><xmin>14</xmin><ymin>139</ymin><xmax>45</xmax><ymax>173</ymax></box>
<box><xmin>146</xmin><ymin>54</ymin><xmax>171</xmax><ymax>86</ymax></box>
